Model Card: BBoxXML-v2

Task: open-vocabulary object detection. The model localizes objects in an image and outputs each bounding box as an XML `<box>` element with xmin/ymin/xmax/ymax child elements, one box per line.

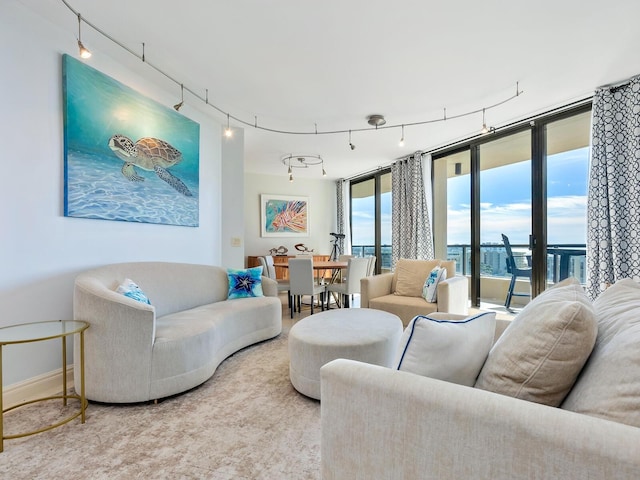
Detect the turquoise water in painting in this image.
<box><xmin>62</xmin><ymin>54</ymin><xmax>199</xmax><ymax>227</ymax></box>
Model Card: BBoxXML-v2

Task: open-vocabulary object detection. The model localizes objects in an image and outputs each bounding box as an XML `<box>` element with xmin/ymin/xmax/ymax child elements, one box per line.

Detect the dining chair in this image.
<box><xmin>502</xmin><ymin>234</ymin><xmax>532</xmax><ymax>311</ymax></box>
<box><xmin>288</xmin><ymin>258</ymin><xmax>326</xmax><ymax>318</ymax></box>
<box><xmin>259</xmin><ymin>255</ymin><xmax>291</xmax><ymax>308</ymax></box>
<box><xmin>325</xmin><ymin>257</ymin><xmax>370</xmax><ymax>309</ymax></box>
<box><xmin>366</xmin><ymin>255</ymin><xmax>376</xmax><ymax>276</ymax></box>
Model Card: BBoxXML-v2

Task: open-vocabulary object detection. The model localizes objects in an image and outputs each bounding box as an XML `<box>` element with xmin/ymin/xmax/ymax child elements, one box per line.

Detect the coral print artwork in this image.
<box><xmin>261</xmin><ymin>194</ymin><xmax>309</xmax><ymax>237</ymax></box>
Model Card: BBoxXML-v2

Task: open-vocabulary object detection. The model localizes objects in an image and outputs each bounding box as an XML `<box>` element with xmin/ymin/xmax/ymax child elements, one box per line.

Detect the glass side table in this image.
<box><xmin>0</xmin><ymin>320</ymin><xmax>89</xmax><ymax>452</ymax></box>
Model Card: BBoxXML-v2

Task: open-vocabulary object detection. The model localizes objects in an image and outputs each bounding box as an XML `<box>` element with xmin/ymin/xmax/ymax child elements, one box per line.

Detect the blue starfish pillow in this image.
<box><xmin>227</xmin><ymin>266</ymin><xmax>264</xmax><ymax>299</ymax></box>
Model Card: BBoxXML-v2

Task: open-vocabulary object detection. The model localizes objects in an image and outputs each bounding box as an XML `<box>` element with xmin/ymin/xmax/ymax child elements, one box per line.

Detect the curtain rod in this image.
<box><xmin>596</xmin><ymin>73</ymin><xmax>640</xmax><ymax>92</ymax></box>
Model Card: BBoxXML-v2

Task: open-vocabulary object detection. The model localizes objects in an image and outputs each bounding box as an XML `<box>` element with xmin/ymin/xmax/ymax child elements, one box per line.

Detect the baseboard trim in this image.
<box><xmin>3</xmin><ymin>366</ymin><xmax>74</xmax><ymax>409</ymax></box>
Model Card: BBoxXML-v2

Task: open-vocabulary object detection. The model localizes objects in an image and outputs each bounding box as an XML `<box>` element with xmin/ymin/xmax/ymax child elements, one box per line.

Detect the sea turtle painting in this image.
<box><xmin>108</xmin><ymin>134</ymin><xmax>193</xmax><ymax>197</ymax></box>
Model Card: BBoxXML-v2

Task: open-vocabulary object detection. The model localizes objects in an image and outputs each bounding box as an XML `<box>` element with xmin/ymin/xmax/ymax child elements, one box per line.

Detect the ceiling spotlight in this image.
<box><xmin>399</xmin><ymin>125</ymin><xmax>405</xmax><ymax>147</ymax></box>
<box><xmin>367</xmin><ymin>114</ymin><xmax>386</xmax><ymax>127</ymax></box>
<box><xmin>349</xmin><ymin>130</ymin><xmax>355</xmax><ymax>150</ymax></box>
<box><xmin>224</xmin><ymin>113</ymin><xmax>233</xmax><ymax>137</ymax></box>
<box><xmin>174</xmin><ymin>84</ymin><xmax>184</xmax><ymax>111</ymax></box>
<box><xmin>77</xmin><ymin>14</ymin><xmax>91</xmax><ymax>59</ymax></box>
<box><xmin>322</xmin><ymin>160</ymin><xmax>327</xmax><ymax>177</ymax></box>
<box><xmin>481</xmin><ymin>108</ymin><xmax>490</xmax><ymax>134</ymax></box>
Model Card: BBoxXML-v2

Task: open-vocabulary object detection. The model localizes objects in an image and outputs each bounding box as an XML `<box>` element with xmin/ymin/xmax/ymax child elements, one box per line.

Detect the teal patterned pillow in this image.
<box><xmin>227</xmin><ymin>266</ymin><xmax>264</xmax><ymax>299</ymax></box>
<box><xmin>116</xmin><ymin>278</ymin><xmax>151</xmax><ymax>305</ymax></box>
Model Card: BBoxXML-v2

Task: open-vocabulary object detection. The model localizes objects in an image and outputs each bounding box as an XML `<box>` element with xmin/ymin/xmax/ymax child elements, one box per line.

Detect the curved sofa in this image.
<box><xmin>73</xmin><ymin>262</ymin><xmax>282</xmax><ymax>403</ymax></box>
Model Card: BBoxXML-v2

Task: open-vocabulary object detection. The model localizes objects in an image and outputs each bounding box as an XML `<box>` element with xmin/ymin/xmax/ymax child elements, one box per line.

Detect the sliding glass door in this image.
<box><xmin>350</xmin><ymin>170</ymin><xmax>392</xmax><ymax>273</ymax></box>
<box><xmin>433</xmin><ymin>104</ymin><xmax>591</xmax><ymax>308</ymax></box>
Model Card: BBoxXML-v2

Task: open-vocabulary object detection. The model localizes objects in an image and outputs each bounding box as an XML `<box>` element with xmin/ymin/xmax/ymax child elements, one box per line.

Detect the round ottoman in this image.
<box><xmin>288</xmin><ymin>308</ymin><xmax>403</xmax><ymax>400</ymax></box>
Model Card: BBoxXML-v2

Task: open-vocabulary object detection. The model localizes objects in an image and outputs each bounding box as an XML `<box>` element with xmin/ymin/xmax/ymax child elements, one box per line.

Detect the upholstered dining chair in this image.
<box><xmin>288</xmin><ymin>258</ymin><xmax>326</xmax><ymax>318</ymax></box>
<box><xmin>259</xmin><ymin>255</ymin><xmax>291</xmax><ymax>308</ymax></box>
<box><xmin>326</xmin><ymin>257</ymin><xmax>370</xmax><ymax>308</ymax></box>
<box><xmin>502</xmin><ymin>234</ymin><xmax>532</xmax><ymax>311</ymax></box>
<box><xmin>366</xmin><ymin>255</ymin><xmax>377</xmax><ymax>276</ymax></box>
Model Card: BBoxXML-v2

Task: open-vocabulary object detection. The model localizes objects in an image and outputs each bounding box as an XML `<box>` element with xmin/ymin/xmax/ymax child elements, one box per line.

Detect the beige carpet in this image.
<box><xmin>0</xmin><ymin>332</ymin><xmax>321</xmax><ymax>479</ymax></box>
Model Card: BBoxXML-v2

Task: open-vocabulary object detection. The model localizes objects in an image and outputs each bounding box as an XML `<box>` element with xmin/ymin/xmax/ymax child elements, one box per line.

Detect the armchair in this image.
<box><xmin>360</xmin><ymin>259</ymin><xmax>468</xmax><ymax>326</ymax></box>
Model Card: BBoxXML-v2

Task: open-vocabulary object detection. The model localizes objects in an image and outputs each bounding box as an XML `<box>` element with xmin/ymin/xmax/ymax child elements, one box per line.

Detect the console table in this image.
<box><xmin>0</xmin><ymin>320</ymin><xmax>89</xmax><ymax>452</ymax></box>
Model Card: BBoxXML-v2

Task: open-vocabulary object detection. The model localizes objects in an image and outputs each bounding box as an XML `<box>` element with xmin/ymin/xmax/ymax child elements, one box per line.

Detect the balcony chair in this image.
<box><xmin>502</xmin><ymin>233</ymin><xmax>532</xmax><ymax>311</ymax></box>
<box><xmin>326</xmin><ymin>257</ymin><xmax>370</xmax><ymax>309</ymax></box>
<box><xmin>288</xmin><ymin>258</ymin><xmax>326</xmax><ymax>318</ymax></box>
<box><xmin>259</xmin><ymin>255</ymin><xmax>291</xmax><ymax>308</ymax></box>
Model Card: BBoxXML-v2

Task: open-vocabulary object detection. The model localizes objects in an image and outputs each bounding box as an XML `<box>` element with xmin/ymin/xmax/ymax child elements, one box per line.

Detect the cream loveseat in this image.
<box><xmin>73</xmin><ymin>262</ymin><xmax>282</xmax><ymax>403</ymax></box>
<box><xmin>361</xmin><ymin>258</ymin><xmax>468</xmax><ymax>326</ymax></box>
<box><xmin>321</xmin><ymin>278</ymin><xmax>640</xmax><ymax>479</ymax></box>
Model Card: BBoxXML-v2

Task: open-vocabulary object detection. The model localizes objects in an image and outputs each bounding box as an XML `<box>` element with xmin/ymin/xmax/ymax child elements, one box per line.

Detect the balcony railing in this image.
<box><xmin>351</xmin><ymin>243</ymin><xmax>586</xmax><ymax>284</ymax></box>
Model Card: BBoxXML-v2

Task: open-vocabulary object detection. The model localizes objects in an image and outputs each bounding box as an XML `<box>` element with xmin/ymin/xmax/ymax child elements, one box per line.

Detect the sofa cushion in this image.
<box><xmin>394</xmin><ymin>259</ymin><xmax>439</xmax><ymax>297</ymax></box>
<box><xmin>369</xmin><ymin>294</ymin><xmax>438</xmax><ymax>326</ymax></box>
<box><xmin>561</xmin><ymin>278</ymin><xmax>640</xmax><ymax>428</ymax></box>
<box><xmin>422</xmin><ymin>267</ymin><xmax>447</xmax><ymax>302</ymax></box>
<box><xmin>116</xmin><ymin>278</ymin><xmax>151</xmax><ymax>305</ymax></box>
<box><xmin>227</xmin><ymin>267</ymin><xmax>264</xmax><ymax>299</ymax></box>
<box><xmin>394</xmin><ymin>312</ymin><xmax>496</xmax><ymax>386</ymax></box>
<box><xmin>475</xmin><ymin>278</ymin><xmax>597</xmax><ymax>407</ymax></box>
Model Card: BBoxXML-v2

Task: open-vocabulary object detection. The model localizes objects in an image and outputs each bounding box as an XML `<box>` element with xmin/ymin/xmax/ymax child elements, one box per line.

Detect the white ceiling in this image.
<box><xmin>20</xmin><ymin>0</ymin><xmax>640</xmax><ymax>180</ymax></box>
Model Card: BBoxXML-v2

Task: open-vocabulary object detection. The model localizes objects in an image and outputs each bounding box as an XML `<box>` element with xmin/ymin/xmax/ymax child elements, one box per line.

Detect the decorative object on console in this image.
<box><xmin>62</xmin><ymin>54</ymin><xmax>200</xmax><ymax>227</ymax></box>
<box><xmin>394</xmin><ymin>312</ymin><xmax>496</xmax><ymax>386</ymax></box>
<box><xmin>294</xmin><ymin>243</ymin><xmax>314</xmax><ymax>253</ymax></box>
<box><xmin>261</xmin><ymin>194</ymin><xmax>309</xmax><ymax>237</ymax></box>
<box><xmin>269</xmin><ymin>246</ymin><xmax>289</xmax><ymax>256</ymax></box>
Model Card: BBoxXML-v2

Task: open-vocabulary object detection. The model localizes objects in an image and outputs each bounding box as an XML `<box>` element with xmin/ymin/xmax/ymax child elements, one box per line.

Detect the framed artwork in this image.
<box><xmin>261</xmin><ymin>194</ymin><xmax>309</xmax><ymax>237</ymax></box>
<box><xmin>62</xmin><ymin>54</ymin><xmax>200</xmax><ymax>227</ymax></box>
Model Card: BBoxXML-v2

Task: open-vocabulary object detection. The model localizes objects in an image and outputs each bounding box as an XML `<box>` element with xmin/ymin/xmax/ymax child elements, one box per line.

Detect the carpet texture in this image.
<box><xmin>1</xmin><ymin>333</ymin><xmax>321</xmax><ymax>479</ymax></box>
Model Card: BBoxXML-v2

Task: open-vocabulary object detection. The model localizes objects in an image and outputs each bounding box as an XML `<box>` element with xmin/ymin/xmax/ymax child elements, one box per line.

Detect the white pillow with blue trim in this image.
<box><xmin>422</xmin><ymin>267</ymin><xmax>447</xmax><ymax>302</ymax></box>
<box><xmin>116</xmin><ymin>278</ymin><xmax>151</xmax><ymax>305</ymax></box>
<box><xmin>394</xmin><ymin>312</ymin><xmax>496</xmax><ymax>386</ymax></box>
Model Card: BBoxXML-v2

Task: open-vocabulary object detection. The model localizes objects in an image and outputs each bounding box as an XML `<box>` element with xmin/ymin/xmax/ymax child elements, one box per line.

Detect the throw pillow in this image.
<box><xmin>422</xmin><ymin>267</ymin><xmax>447</xmax><ymax>303</ymax></box>
<box><xmin>561</xmin><ymin>278</ymin><xmax>640</xmax><ymax>428</ymax></box>
<box><xmin>474</xmin><ymin>277</ymin><xmax>597</xmax><ymax>407</ymax></box>
<box><xmin>227</xmin><ymin>266</ymin><xmax>264</xmax><ymax>299</ymax></box>
<box><xmin>394</xmin><ymin>311</ymin><xmax>496</xmax><ymax>386</ymax></box>
<box><xmin>116</xmin><ymin>278</ymin><xmax>151</xmax><ymax>305</ymax></box>
<box><xmin>394</xmin><ymin>259</ymin><xmax>440</xmax><ymax>297</ymax></box>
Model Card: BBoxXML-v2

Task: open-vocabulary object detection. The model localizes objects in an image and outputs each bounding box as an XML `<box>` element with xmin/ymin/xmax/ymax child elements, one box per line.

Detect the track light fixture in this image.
<box><xmin>61</xmin><ymin>2</ymin><xmax>523</xmax><ymax>142</ymax></box>
<box><xmin>282</xmin><ymin>154</ymin><xmax>326</xmax><ymax>182</ymax></box>
<box><xmin>77</xmin><ymin>13</ymin><xmax>91</xmax><ymax>59</ymax></box>
<box><xmin>224</xmin><ymin>113</ymin><xmax>233</xmax><ymax>137</ymax></box>
<box><xmin>481</xmin><ymin>108</ymin><xmax>495</xmax><ymax>134</ymax></box>
<box><xmin>399</xmin><ymin>125</ymin><xmax>405</xmax><ymax>147</ymax></box>
<box><xmin>173</xmin><ymin>84</ymin><xmax>184</xmax><ymax>111</ymax></box>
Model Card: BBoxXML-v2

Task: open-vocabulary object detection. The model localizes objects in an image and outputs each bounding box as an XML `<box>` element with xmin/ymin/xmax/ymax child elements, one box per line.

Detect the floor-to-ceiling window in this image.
<box><xmin>433</xmin><ymin>104</ymin><xmax>591</xmax><ymax>308</ymax></box>
<box><xmin>350</xmin><ymin>170</ymin><xmax>392</xmax><ymax>273</ymax></box>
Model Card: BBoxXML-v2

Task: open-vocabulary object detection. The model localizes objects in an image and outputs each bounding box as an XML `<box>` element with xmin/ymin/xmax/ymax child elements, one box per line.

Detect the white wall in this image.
<box><xmin>244</xmin><ymin>173</ymin><xmax>336</xmax><ymax>261</ymax></box>
<box><xmin>0</xmin><ymin>2</ymin><xmax>232</xmax><ymax>386</ymax></box>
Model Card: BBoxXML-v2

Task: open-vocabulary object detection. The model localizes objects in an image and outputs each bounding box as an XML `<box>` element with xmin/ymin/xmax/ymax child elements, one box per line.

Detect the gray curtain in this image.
<box><xmin>335</xmin><ymin>179</ymin><xmax>346</xmax><ymax>258</ymax></box>
<box><xmin>586</xmin><ymin>74</ymin><xmax>640</xmax><ymax>299</ymax></box>
<box><xmin>391</xmin><ymin>152</ymin><xmax>434</xmax><ymax>266</ymax></box>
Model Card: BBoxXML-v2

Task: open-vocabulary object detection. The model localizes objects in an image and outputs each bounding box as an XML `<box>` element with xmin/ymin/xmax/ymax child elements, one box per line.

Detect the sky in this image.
<box><xmin>350</xmin><ymin>147</ymin><xmax>589</xmax><ymax>248</ymax></box>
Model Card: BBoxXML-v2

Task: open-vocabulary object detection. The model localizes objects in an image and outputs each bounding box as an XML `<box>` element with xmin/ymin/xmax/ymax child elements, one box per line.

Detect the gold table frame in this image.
<box><xmin>0</xmin><ymin>320</ymin><xmax>89</xmax><ymax>452</ymax></box>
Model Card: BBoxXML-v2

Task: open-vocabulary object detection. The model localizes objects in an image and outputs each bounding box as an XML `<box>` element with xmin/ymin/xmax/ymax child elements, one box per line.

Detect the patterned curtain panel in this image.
<box><xmin>335</xmin><ymin>179</ymin><xmax>347</xmax><ymax>256</ymax></box>
<box><xmin>391</xmin><ymin>152</ymin><xmax>434</xmax><ymax>267</ymax></box>
<box><xmin>586</xmin><ymin>74</ymin><xmax>640</xmax><ymax>299</ymax></box>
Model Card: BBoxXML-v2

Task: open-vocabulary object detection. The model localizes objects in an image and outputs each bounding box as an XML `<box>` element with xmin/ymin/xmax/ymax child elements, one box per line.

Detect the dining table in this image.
<box><xmin>274</xmin><ymin>259</ymin><xmax>348</xmax><ymax>285</ymax></box>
